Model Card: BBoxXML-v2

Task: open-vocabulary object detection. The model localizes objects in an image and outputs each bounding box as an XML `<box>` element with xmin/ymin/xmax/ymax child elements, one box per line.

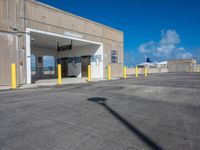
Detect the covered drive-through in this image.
<box><xmin>26</xmin><ymin>28</ymin><xmax>104</xmax><ymax>84</ymax></box>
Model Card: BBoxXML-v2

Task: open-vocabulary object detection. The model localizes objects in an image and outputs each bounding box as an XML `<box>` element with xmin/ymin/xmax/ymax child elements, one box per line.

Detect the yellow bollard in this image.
<box><xmin>123</xmin><ymin>66</ymin><xmax>127</xmax><ymax>79</ymax></box>
<box><xmin>57</xmin><ymin>64</ymin><xmax>62</xmax><ymax>85</ymax></box>
<box><xmin>11</xmin><ymin>63</ymin><xmax>17</xmax><ymax>89</ymax></box>
<box><xmin>108</xmin><ymin>64</ymin><xmax>111</xmax><ymax>80</ymax></box>
<box><xmin>135</xmin><ymin>66</ymin><xmax>138</xmax><ymax>78</ymax></box>
<box><xmin>144</xmin><ymin>67</ymin><xmax>148</xmax><ymax>77</ymax></box>
<box><xmin>88</xmin><ymin>65</ymin><xmax>91</xmax><ymax>82</ymax></box>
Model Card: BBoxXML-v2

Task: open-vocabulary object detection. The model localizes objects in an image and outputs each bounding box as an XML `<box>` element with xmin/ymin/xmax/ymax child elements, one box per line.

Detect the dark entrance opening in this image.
<box><xmin>81</xmin><ymin>56</ymin><xmax>91</xmax><ymax>77</ymax></box>
<box><xmin>61</xmin><ymin>58</ymin><xmax>68</xmax><ymax>77</ymax></box>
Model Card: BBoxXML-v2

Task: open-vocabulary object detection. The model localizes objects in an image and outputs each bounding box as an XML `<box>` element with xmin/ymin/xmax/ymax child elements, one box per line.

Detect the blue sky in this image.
<box><xmin>38</xmin><ymin>0</ymin><xmax>200</xmax><ymax>66</ymax></box>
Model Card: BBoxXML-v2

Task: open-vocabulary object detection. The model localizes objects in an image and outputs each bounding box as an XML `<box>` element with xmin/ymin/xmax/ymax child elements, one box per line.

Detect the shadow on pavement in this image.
<box><xmin>88</xmin><ymin>97</ymin><xmax>164</xmax><ymax>150</ymax></box>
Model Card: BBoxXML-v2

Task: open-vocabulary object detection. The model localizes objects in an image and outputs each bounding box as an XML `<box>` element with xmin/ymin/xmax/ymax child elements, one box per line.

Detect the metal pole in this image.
<box><xmin>123</xmin><ymin>66</ymin><xmax>127</xmax><ymax>79</ymax></box>
<box><xmin>108</xmin><ymin>64</ymin><xmax>111</xmax><ymax>80</ymax></box>
<box><xmin>57</xmin><ymin>64</ymin><xmax>62</xmax><ymax>85</ymax></box>
<box><xmin>11</xmin><ymin>63</ymin><xmax>17</xmax><ymax>89</ymax></box>
<box><xmin>88</xmin><ymin>65</ymin><xmax>91</xmax><ymax>82</ymax></box>
<box><xmin>135</xmin><ymin>66</ymin><xmax>138</xmax><ymax>78</ymax></box>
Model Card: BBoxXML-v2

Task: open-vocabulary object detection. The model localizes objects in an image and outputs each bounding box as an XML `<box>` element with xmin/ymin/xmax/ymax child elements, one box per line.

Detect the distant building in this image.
<box><xmin>127</xmin><ymin>59</ymin><xmax>199</xmax><ymax>75</ymax></box>
<box><xmin>137</xmin><ymin>61</ymin><xmax>168</xmax><ymax>69</ymax></box>
<box><xmin>168</xmin><ymin>59</ymin><xmax>197</xmax><ymax>72</ymax></box>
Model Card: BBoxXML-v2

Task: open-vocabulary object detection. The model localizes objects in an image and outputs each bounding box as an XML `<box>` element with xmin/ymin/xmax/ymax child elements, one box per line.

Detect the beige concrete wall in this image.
<box><xmin>0</xmin><ymin>0</ymin><xmax>25</xmax><ymax>31</ymax></box>
<box><xmin>168</xmin><ymin>60</ymin><xmax>196</xmax><ymax>72</ymax></box>
<box><xmin>0</xmin><ymin>0</ymin><xmax>26</xmax><ymax>86</ymax></box>
<box><xmin>111</xmin><ymin>63</ymin><xmax>123</xmax><ymax>78</ymax></box>
<box><xmin>0</xmin><ymin>33</ymin><xmax>17</xmax><ymax>85</ymax></box>
<box><xmin>103</xmin><ymin>41</ymin><xmax>124</xmax><ymax>78</ymax></box>
<box><xmin>0</xmin><ymin>0</ymin><xmax>9</xmax><ymax>31</ymax></box>
<box><xmin>25</xmin><ymin>1</ymin><xmax>123</xmax><ymax>43</ymax></box>
<box><xmin>0</xmin><ymin>0</ymin><xmax>17</xmax><ymax>31</ymax></box>
<box><xmin>195</xmin><ymin>65</ymin><xmax>200</xmax><ymax>72</ymax></box>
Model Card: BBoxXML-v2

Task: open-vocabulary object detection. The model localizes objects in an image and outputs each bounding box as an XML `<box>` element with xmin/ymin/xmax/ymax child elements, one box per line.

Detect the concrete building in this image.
<box><xmin>168</xmin><ymin>59</ymin><xmax>197</xmax><ymax>72</ymax></box>
<box><xmin>0</xmin><ymin>0</ymin><xmax>124</xmax><ymax>85</ymax></box>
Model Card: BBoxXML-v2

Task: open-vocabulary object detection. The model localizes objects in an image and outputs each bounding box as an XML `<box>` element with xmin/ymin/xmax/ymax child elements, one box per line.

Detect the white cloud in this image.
<box><xmin>156</xmin><ymin>44</ymin><xmax>176</xmax><ymax>56</ymax></box>
<box><xmin>176</xmin><ymin>52</ymin><xmax>193</xmax><ymax>59</ymax></box>
<box><xmin>177</xmin><ymin>47</ymin><xmax>185</xmax><ymax>51</ymax></box>
<box><xmin>160</xmin><ymin>30</ymin><xmax>180</xmax><ymax>46</ymax></box>
<box><xmin>138</xmin><ymin>29</ymin><xmax>193</xmax><ymax>61</ymax></box>
<box><xmin>138</xmin><ymin>41</ymin><xmax>156</xmax><ymax>53</ymax></box>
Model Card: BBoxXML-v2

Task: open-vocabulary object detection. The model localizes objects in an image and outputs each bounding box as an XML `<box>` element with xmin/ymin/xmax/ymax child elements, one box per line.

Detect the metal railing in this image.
<box><xmin>31</xmin><ymin>67</ymin><xmax>58</xmax><ymax>81</ymax></box>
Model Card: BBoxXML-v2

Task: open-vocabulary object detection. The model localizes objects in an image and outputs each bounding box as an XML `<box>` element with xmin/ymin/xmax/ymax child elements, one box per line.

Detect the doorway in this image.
<box><xmin>61</xmin><ymin>58</ymin><xmax>68</xmax><ymax>77</ymax></box>
<box><xmin>26</xmin><ymin>28</ymin><xmax>103</xmax><ymax>84</ymax></box>
<box><xmin>81</xmin><ymin>56</ymin><xmax>91</xmax><ymax>77</ymax></box>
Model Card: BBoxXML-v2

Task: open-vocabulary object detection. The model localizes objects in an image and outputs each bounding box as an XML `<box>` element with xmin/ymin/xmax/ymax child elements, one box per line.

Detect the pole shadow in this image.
<box><xmin>88</xmin><ymin>97</ymin><xmax>164</xmax><ymax>150</ymax></box>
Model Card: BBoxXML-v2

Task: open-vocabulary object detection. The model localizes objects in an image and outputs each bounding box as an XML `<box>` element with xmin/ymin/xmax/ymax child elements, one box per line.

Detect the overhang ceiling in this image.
<box><xmin>30</xmin><ymin>32</ymin><xmax>93</xmax><ymax>49</ymax></box>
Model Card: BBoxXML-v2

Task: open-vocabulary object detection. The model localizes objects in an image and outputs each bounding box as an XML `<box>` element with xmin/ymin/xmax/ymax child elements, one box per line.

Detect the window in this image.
<box><xmin>43</xmin><ymin>56</ymin><xmax>55</xmax><ymax>75</ymax></box>
<box><xmin>111</xmin><ymin>50</ymin><xmax>118</xmax><ymax>63</ymax></box>
<box><xmin>31</xmin><ymin>54</ymin><xmax>36</xmax><ymax>75</ymax></box>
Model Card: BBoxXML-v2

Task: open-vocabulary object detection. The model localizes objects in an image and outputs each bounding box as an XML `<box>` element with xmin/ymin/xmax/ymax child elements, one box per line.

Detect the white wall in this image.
<box><xmin>91</xmin><ymin>45</ymin><xmax>103</xmax><ymax>78</ymax></box>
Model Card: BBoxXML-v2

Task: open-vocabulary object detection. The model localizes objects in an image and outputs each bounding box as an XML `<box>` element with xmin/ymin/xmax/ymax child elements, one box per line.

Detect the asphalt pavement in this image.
<box><xmin>0</xmin><ymin>73</ymin><xmax>200</xmax><ymax>150</ymax></box>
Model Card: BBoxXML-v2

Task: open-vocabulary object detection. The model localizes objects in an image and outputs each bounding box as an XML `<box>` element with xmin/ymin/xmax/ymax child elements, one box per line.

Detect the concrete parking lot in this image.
<box><xmin>0</xmin><ymin>73</ymin><xmax>200</xmax><ymax>150</ymax></box>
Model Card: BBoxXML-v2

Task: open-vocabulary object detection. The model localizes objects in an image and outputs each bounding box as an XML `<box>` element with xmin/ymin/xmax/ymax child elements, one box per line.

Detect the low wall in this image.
<box><xmin>127</xmin><ymin>68</ymin><xmax>168</xmax><ymax>75</ymax></box>
<box><xmin>195</xmin><ymin>66</ymin><xmax>200</xmax><ymax>72</ymax></box>
<box><xmin>127</xmin><ymin>66</ymin><xmax>200</xmax><ymax>75</ymax></box>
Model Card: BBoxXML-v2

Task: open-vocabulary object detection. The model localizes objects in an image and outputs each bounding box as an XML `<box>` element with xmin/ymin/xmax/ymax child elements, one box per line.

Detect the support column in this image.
<box><xmin>26</xmin><ymin>30</ymin><xmax>31</xmax><ymax>84</ymax></box>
